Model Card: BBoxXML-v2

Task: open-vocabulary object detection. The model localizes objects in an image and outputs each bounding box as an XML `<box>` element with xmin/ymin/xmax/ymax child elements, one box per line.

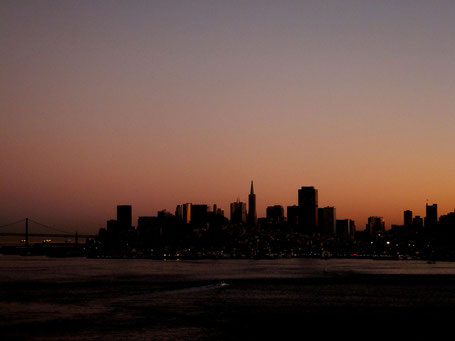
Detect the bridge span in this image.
<box><xmin>0</xmin><ymin>218</ymin><xmax>94</xmax><ymax>245</ymax></box>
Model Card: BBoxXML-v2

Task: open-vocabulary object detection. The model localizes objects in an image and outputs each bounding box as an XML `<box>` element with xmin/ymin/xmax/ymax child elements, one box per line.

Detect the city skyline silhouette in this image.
<box><xmin>1</xmin><ymin>179</ymin><xmax>452</xmax><ymax>235</ymax></box>
<box><xmin>2</xmin><ymin>2</ymin><xmax>455</xmax><ymax>339</ymax></box>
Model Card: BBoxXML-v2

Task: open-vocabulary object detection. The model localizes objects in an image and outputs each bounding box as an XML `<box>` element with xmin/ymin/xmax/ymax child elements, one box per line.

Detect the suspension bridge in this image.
<box><xmin>0</xmin><ymin>218</ymin><xmax>94</xmax><ymax>246</ymax></box>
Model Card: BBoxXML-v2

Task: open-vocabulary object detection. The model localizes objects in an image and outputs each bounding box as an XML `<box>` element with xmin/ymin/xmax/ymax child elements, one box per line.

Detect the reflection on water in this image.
<box><xmin>1</xmin><ymin>256</ymin><xmax>455</xmax><ymax>283</ymax></box>
<box><xmin>1</xmin><ymin>256</ymin><xmax>455</xmax><ymax>340</ymax></box>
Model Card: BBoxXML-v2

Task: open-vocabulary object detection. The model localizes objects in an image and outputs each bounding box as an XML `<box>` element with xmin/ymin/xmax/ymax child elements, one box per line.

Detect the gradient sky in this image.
<box><xmin>1</xmin><ymin>0</ymin><xmax>455</xmax><ymax>233</ymax></box>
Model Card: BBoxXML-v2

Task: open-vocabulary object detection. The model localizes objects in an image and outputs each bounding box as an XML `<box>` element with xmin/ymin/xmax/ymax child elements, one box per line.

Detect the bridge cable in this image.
<box><xmin>28</xmin><ymin>219</ymin><xmax>74</xmax><ymax>234</ymax></box>
<box><xmin>0</xmin><ymin>219</ymin><xmax>26</xmax><ymax>229</ymax></box>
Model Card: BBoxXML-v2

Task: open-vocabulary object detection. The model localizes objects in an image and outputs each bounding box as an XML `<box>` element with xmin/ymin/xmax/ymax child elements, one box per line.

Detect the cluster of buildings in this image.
<box><xmin>397</xmin><ymin>203</ymin><xmax>438</xmax><ymax>230</ymax></box>
<box><xmin>88</xmin><ymin>182</ymin><xmax>455</xmax><ymax>259</ymax></box>
<box><xmin>98</xmin><ymin>181</ymin><xmax>455</xmax><ymax>239</ymax></box>
<box><xmin>390</xmin><ymin>203</ymin><xmax>455</xmax><ymax>233</ymax></box>
<box><xmin>98</xmin><ymin>182</ymin><xmax>359</xmax><ymax>240</ymax></box>
<box><xmin>173</xmin><ymin>181</ymin><xmax>257</xmax><ymax>226</ymax></box>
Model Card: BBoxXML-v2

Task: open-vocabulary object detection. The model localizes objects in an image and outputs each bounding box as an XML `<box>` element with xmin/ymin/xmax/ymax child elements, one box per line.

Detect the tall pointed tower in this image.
<box><xmin>248</xmin><ymin>181</ymin><xmax>257</xmax><ymax>226</ymax></box>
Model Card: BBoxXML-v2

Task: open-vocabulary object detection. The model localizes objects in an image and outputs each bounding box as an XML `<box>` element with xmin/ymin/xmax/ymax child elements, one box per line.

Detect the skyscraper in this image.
<box><xmin>425</xmin><ymin>203</ymin><xmax>438</xmax><ymax>228</ymax></box>
<box><xmin>318</xmin><ymin>206</ymin><xmax>336</xmax><ymax>235</ymax></box>
<box><xmin>230</xmin><ymin>200</ymin><xmax>247</xmax><ymax>224</ymax></box>
<box><xmin>175</xmin><ymin>205</ymin><xmax>183</xmax><ymax>219</ymax></box>
<box><xmin>191</xmin><ymin>204</ymin><xmax>208</xmax><ymax>225</ymax></box>
<box><xmin>412</xmin><ymin>216</ymin><xmax>424</xmax><ymax>230</ymax></box>
<box><xmin>404</xmin><ymin>210</ymin><xmax>413</xmax><ymax>227</ymax></box>
<box><xmin>366</xmin><ymin>216</ymin><xmax>385</xmax><ymax>235</ymax></box>
<box><xmin>287</xmin><ymin>205</ymin><xmax>299</xmax><ymax>226</ymax></box>
<box><xmin>298</xmin><ymin>186</ymin><xmax>318</xmax><ymax>234</ymax></box>
<box><xmin>266</xmin><ymin>205</ymin><xmax>284</xmax><ymax>223</ymax></box>
<box><xmin>182</xmin><ymin>203</ymin><xmax>192</xmax><ymax>224</ymax></box>
<box><xmin>248</xmin><ymin>181</ymin><xmax>257</xmax><ymax>226</ymax></box>
<box><xmin>336</xmin><ymin>219</ymin><xmax>349</xmax><ymax>238</ymax></box>
<box><xmin>117</xmin><ymin>205</ymin><xmax>132</xmax><ymax>230</ymax></box>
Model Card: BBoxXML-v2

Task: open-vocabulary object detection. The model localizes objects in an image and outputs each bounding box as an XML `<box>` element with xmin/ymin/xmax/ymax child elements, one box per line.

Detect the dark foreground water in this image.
<box><xmin>1</xmin><ymin>256</ymin><xmax>455</xmax><ymax>340</ymax></box>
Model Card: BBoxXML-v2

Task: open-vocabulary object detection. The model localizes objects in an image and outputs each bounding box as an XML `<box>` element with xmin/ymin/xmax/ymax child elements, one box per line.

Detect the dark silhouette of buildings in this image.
<box><xmin>287</xmin><ymin>205</ymin><xmax>299</xmax><ymax>226</ymax></box>
<box><xmin>117</xmin><ymin>205</ymin><xmax>132</xmax><ymax>230</ymax></box>
<box><xmin>175</xmin><ymin>205</ymin><xmax>182</xmax><ymax>220</ymax></box>
<box><xmin>366</xmin><ymin>216</ymin><xmax>385</xmax><ymax>235</ymax></box>
<box><xmin>106</xmin><ymin>219</ymin><xmax>118</xmax><ymax>233</ymax></box>
<box><xmin>425</xmin><ymin>203</ymin><xmax>438</xmax><ymax>228</ymax></box>
<box><xmin>137</xmin><ymin>216</ymin><xmax>161</xmax><ymax>246</ymax></box>
<box><xmin>266</xmin><ymin>205</ymin><xmax>284</xmax><ymax>223</ymax></box>
<box><xmin>191</xmin><ymin>204</ymin><xmax>208</xmax><ymax>225</ymax></box>
<box><xmin>182</xmin><ymin>203</ymin><xmax>191</xmax><ymax>224</ymax></box>
<box><xmin>349</xmin><ymin>219</ymin><xmax>356</xmax><ymax>237</ymax></box>
<box><xmin>318</xmin><ymin>206</ymin><xmax>336</xmax><ymax>235</ymax></box>
<box><xmin>404</xmin><ymin>210</ymin><xmax>413</xmax><ymax>227</ymax></box>
<box><xmin>248</xmin><ymin>181</ymin><xmax>257</xmax><ymax>226</ymax></box>
<box><xmin>216</xmin><ymin>207</ymin><xmax>225</xmax><ymax>217</ymax></box>
<box><xmin>230</xmin><ymin>200</ymin><xmax>247</xmax><ymax>224</ymax></box>
<box><xmin>439</xmin><ymin>210</ymin><xmax>455</xmax><ymax>226</ymax></box>
<box><xmin>336</xmin><ymin>219</ymin><xmax>355</xmax><ymax>238</ymax></box>
<box><xmin>412</xmin><ymin>215</ymin><xmax>424</xmax><ymax>230</ymax></box>
<box><xmin>79</xmin><ymin>183</ymin><xmax>455</xmax><ymax>262</ymax></box>
<box><xmin>176</xmin><ymin>203</ymin><xmax>221</xmax><ymax>226</ymax></box>
<box><xmin>298</xmin><ymin>186</ymin><xmax>318</xmax><ymax>234</ymax></box>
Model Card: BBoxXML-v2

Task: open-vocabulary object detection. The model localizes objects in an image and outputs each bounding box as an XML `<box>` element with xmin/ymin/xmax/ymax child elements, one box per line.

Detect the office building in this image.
<box><xmin>439</xmin><ymin>210</ymin><xmax>455</xmax><ymax>226</ymax></box>
<box><xmin>266</xmin><ymin>205</ymin><xmax>284</xmax><ymax>223</ymax></box>
<box><xmin>117</xmin><ymin>205</ymin><xmax>132</xmax><ymax>230</ymax></box>
<box><xmin>412</xmin><ymin>216</ymin><xmax>424</xmax><ymax>230</ymax></box>
<box><xmin>175</xmin><ymin>205</ymin><xmax>183</xmax><ymax>219</ymax></box>
<box><xmin>336</xmin><ymin>219</ymin><xmax>355</xmax><ymax>238</ymax></box>
<box><xmin>318</xmin><ymin>207</ymin><xmax>336</xmax><ymax>235</ymax></box>
<box><xmin>298</xmin><ymin>186</ymin><xmax>318</xmax><ymax>234</ymax></box>
<box><xmin>366</xmin><ymin>216</ymin><xmax>385</xmax><ymax>235</ymax></box>
<box><xmin>191</xmin><ymin>204</ymin><xmax>208</xmax><ymax>225</ymax></box>
<box><xmin>231</xmin><ymin>200</ymin><xmax>247</xmax><ymax>224</ymax></box>
<box><xmin>404</xmin><ymin>210</ymin><xmax>413</xmax><ymax>227</ymax></box>
<box><xmin>348</xmin><ymin>219</ymin><xmax>356</xmax><ymax>238</ymax></box>
<box><xmin>287</xmin><ymin>205</ymin><xmax>299</xmax><ymax>226</ymax></box>
<box><xmin>216</xmin><ymin>208</ymin><xmax>225</xmax><ymax>217</ymax></box>
<box><xmin>137</xmin><ymin>216</ymin><xmax>162</xmax><ymax>247</ymax></box>
<box><xmin>106</xmin><ymin>219</ymin><xmax>118</xmax><ymax>233</ymax></box>
<box><xmin>425</xmin><ymin>203</ymin><xmax>438</xmax><ymax>228</ymax></box>
<box><xmin>182</xmin><ymin>203</ymin><xmax>192</xmax><ymax>224</ymax></box>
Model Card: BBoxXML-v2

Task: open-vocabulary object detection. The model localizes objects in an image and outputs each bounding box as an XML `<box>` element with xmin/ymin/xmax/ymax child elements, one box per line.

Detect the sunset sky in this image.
<box><xmin>1</xmin><ymin>1</ymin><xmax>454</xmax><ymax>233</ymax></box>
